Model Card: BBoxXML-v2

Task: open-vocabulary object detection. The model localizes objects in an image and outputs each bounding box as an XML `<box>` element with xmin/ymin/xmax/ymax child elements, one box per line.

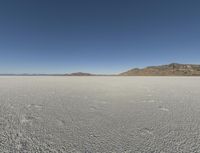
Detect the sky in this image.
<box><xmin>0</xmin><ymin>0</ymin><xmax>200</xmax><ymax>74</ymax></box>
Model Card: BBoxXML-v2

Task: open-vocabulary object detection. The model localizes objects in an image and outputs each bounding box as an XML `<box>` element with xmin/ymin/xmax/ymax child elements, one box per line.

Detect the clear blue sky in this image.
<box><xmin>0</xmin><ymin>0</ymin><xmax>200</xmax><ymax>74</ymax></box>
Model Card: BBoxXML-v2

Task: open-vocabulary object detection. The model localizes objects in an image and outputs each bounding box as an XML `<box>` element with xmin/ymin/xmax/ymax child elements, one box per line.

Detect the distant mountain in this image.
<box><xmin>66</xmin><ymin>72</ymin><xmax>94</xmax><ymax>76</ymax></box>
<box><xmin>120</xmin><ymin>63</ymin><xmax>200</xmax><ymax>76</ymax></box>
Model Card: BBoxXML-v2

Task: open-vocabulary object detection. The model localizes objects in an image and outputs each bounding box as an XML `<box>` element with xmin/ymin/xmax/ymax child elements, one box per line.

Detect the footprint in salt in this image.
<box><xmin>89</xmin><ymin>105</ymin><xmax>98</xmax><ymax>111</ymax></box>
<box><xmin>56</xmin><ymin>119</ymin><xmax>65</xmax><ymax>127</ymax></box>
<box><xmin>21</xmin><ymin>114</ymin><xmax>40</xmax><ymax>125</ymax></box>
<box><xmin>21</xmin><ymin>115</ymin><xmax>31</xmax><ymax>124</ymax></box>
<box><xmin>139</xmin><ymin>128</ymin><xmax>154</xmax><ymax>136</ymax></box>
<box><xmin>158</xmin><ymin>106</ymin><xmax>169</xmax><ymax>112</ymax></box>
<box><xmin>27</xmin><ymin>104</ymin><xmax>43</xmax><ymax>110</ymax></box>
<box><xmin>142</xmin><ymin>99</ymin><xmax>155</xmax><ymax>103</ymax></box>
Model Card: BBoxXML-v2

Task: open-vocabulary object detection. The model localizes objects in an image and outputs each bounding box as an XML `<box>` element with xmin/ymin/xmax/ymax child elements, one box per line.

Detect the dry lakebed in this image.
<box><xmin>0</xmin><ymin>76</ymin><xmax>200</xmax><ymax>153</ymax></box>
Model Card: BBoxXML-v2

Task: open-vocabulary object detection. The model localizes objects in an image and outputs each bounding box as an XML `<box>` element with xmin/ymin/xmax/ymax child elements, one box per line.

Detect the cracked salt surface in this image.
<box><xmin>0</xmin><ymin>76</ymin><xmax>200</xmax><ymax>152</ymax></box>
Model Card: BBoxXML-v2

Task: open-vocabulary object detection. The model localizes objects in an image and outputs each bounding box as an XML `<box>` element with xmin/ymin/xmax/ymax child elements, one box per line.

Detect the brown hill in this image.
<box><xmin>120</xmin><ymin>63</ymin><xmax>200</xmax><ymax>76</ymax></box>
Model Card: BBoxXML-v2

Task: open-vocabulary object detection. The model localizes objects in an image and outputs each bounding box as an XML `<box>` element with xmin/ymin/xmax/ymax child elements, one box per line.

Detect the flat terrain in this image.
<box><xmin>0</xmin><ymin>77</ymin><xmax>200</xmax><ymax>153</ymax></box>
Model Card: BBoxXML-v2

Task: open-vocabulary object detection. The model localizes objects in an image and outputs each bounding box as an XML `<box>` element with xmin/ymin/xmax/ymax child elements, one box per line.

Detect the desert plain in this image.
<box><xmin>0</xmin><ymin>76</ymin><xmax>200</xmax><ymax>153</ymax></box>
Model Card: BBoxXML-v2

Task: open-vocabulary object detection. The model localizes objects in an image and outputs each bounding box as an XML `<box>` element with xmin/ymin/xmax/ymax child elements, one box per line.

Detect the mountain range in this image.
<box><xmin>120</xmin><ymin>63</ymin><xmax>200</xmax><ymax>76</ymax></box>
<box><xmin>1</xmin><ymin>63</ymin><xmax>200</xmax><ymax>76</ymax></box>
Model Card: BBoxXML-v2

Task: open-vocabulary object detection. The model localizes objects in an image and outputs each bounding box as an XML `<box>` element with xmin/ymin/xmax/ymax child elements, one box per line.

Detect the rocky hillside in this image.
<box><xmin>120</xmin><ymin>63</ymin><xmax>200</xmax><ymax>76</ymax></box>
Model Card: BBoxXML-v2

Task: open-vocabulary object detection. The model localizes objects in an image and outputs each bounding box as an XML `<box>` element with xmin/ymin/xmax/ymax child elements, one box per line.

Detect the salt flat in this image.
<box><xmin>0</xmin><ymin>76</ymin><xmax>200</xmax><ymax>153</ymax></box>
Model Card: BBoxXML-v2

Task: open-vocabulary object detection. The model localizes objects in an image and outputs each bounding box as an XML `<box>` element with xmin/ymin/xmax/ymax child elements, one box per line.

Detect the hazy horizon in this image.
<box><xmin>0</xmin><ymin>0</ymin><xmax>200</xmax><ymax>74</ymax></box>
<box><xmin>0</xmin><ymin>62</ymin><xmax>200</xmax><ymax>75</ymax></box>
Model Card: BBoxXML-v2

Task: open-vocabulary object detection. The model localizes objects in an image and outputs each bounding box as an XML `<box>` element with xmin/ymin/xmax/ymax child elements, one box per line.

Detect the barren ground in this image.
<box><xmin>0</xmin><ymin>76</ymin><xmax>200</xmax><ymax>153</ymax></box>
